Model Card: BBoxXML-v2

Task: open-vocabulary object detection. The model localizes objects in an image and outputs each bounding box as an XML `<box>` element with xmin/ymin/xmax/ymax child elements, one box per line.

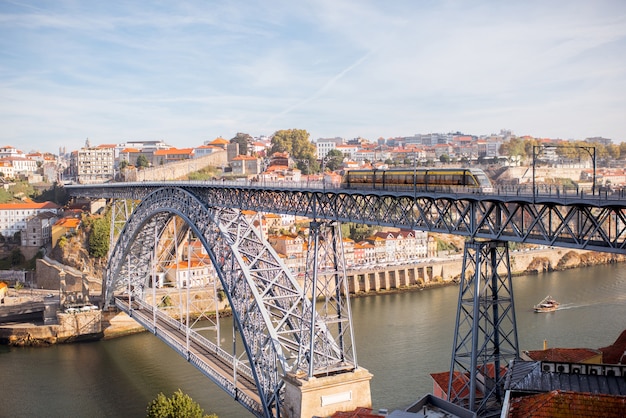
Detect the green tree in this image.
<box><xmin>88</xmin><ymin>216</ymin><xmax>110</xmax><ymax>258</ymax></box>
<box><xmin>606</xmin><ymin>143</ymin><xmax>620</xmax><ymax>160</ymax></box>
<box><xmin>499</xmin><ymin>137</ymin><xmax>537</xmax><ymax>162</ymax></box>
<box><xmin>270</xmin><ymin>129</ymin><xmax>316</xmax><ymax>162</ymax></box>
<box><xmin>439</xmin><ymin>154</ymin><xmax>451</xmax><ymax>163</ymax></box>
<box><xmin>146</xmin><ymin>389</ymin><xmax>216</xmax><ymax>418</ymax></box>
<box><xmin>325</xmin><ymin>149</ymin><xmax>344</xmax><ymax>171</ymax></box>
<box><xmin>11</xmin><ymin>248</ymin><xmax>24</xmax><ymax>266</ymax></box>
<box><xmin>136</xmin><ymin>155</ymin><xmax>150</xmax><ymax>169</ymax></box>
<box><xmin>230</xmin><ymin>132</ymin><xmax>252</xmax><ymax>155</ymax></box>
<box><xmin>119</xmin><ymin>160</ymin><xmax>129</xmax><ymax>170</ymax></box>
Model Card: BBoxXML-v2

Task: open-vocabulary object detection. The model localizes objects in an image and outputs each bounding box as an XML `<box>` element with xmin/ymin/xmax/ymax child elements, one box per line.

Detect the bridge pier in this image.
<box><xmin>448</xmin><ymin>240</ymin><xmax>519</xmax><ymax>417</ymax></box>
<box><xmin>282</xmin><ymin>368</ymin><xmax>373</xmax><ymax>418</ymax></box>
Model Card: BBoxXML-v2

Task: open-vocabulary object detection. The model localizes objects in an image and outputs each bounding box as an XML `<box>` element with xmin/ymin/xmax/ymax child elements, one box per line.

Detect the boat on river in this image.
<box><xmin>534</xmin><ymin>295</ymin><xmax>559</xmax><ymax>313</ymax></box>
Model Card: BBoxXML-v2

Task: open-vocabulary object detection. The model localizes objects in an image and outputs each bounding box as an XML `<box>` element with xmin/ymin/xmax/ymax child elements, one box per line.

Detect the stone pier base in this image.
<box><xmin>282</xmin><ymin>368</ymin><xmax>372</xmax><ymax>418</ymax></box>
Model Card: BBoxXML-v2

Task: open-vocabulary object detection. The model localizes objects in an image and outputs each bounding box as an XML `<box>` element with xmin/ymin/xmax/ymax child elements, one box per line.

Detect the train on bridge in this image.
<box><xmin>341</xmin><ymin>167</ymin><xmax>494</xmax><ymax>193</ymax></box>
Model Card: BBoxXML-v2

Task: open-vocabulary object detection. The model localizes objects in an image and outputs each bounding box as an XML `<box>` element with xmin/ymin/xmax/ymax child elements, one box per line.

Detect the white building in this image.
<box><xmin>0</xmin><ymin>146</ymin><xmax>26</xmax><ymax>159</ymax></box>
<box><xmin>0</xmin><ymin>202</ymin><xmax>61</xmax><ymax>239</ymax></box>
<box><xmin>316</xmin><ymin>137</ymin><xmax>344</xmax><ymax>159</ymax></box>
<box><xmin>2</xmin><ymin>157</ymin><xmax>38</xmax><ymax>175</ymax></box>
<box><xmin>164</xmin><ymin>260</ymin><xmax>211</xmax><ymax>288</ymax></box>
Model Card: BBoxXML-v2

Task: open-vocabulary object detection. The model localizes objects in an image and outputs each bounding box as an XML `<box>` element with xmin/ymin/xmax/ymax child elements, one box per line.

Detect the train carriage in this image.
<box><xmin>342</xmin><ymin>168</ymin><xmax>493</xmax><ymax>193</ymax></box>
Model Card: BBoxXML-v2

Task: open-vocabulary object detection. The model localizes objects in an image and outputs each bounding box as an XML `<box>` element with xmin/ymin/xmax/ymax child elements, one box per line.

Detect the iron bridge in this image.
<box><xmin>66</xmin><ymin>181</ymin><xmax>626</xmax><ymax>417</ymax></box>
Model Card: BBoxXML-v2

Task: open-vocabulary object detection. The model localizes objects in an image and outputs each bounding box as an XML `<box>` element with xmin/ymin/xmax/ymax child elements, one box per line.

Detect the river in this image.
<box><xmin>1</xmin><ymin>263</ymin><xmax>625</xmax><ymax>417</ymax></box>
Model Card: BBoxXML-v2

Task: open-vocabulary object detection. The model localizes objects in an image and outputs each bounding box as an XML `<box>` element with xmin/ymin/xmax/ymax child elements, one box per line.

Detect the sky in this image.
<box><xmin>1</xmin><ymin>0</ymin><xmax>626</xmax><ymax>154</ymax></box>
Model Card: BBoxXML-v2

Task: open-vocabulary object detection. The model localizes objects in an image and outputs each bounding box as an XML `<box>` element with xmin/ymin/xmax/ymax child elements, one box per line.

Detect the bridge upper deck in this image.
<box><xmin>66</xmin><ymin>181</ymin><xmax>626</xmax><ymax>254</ymax></box>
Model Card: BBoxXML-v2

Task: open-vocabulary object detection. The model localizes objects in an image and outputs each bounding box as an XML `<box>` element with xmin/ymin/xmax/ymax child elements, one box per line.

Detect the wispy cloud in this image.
<box><xmin>1</xmin><ymin>0</ymin><xmax>625</xmax><ymax>152</ymax></box>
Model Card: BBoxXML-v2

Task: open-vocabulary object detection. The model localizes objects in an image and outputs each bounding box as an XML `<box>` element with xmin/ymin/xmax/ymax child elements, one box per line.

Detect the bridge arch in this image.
<box><xmin>105</xmin><ymin>187</ymin><xmax>313</xmax><ymax>415</ymax></box>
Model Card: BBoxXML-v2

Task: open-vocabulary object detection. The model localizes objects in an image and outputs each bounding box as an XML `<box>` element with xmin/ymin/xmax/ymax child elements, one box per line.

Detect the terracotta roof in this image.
<box><xmin>209</xmin><ymin>137</ymin><xmax>229</xmax><ymax>145</ymax></box>
<box><xmin>166</xmin><ymin>260</ymin><xmax>207</xmax><ymax>269</ymax></box>
<box><xmin>154</xmin><ymin>148</ymin><xmax>194</xmax><ymax>156</ymax></box>
<box><xmin>525</xmin><ymin>348</ymin><xmax>602</xmax><ymax>363</ymax></box>
<box><xmin>331</xmin><ymin>407</ymin><xmax>384</xmax><ymax>418</ymax></box>
<box><xmin>430</xmin><ymin>371</ymin><xmax>477</xmax><ymax>399</ymax></box>
<box><xmin>0</xmin><ymin>202</ymin><xmax>60</xmax><ymax>210</ymax></box>
<box><xmin>55</xmin><ymin>218</ymin><xmax>81</xmax><ymax>228</ymax></box>
<box><xmin>599</xmin><ymin>329</ymin><xmax>626</xmax><ymax>364</ymax></box>
<box><xmin>508</xmin><ymin>390</ymin><xmax>626</xmax><ymax>418</ymax></box>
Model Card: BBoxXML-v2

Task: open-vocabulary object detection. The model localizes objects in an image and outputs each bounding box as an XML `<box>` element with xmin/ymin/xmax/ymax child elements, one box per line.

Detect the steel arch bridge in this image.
<box><xmin>105</xmin><ymin>186</ymin><xmax>356</xmax><ymax>417</ymax></box>
<box><xmin>68</xmin><ymin>181</ymin><xmax>626</xmax><ymax>417</ymax></box>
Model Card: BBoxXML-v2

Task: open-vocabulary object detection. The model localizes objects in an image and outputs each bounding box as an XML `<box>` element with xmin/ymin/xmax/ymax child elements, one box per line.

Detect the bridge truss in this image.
<box><xmin>105</xmin><ymin>187</ymin><xmax>357</xmax><ymax>417</ymax></box>
<box><xmin>68</xmin><ymin>182</ymin><xmax>626</xmax><ymax>417</ymax></box>
<box><xmin>72</xmin><ymin>182</ymin><xmax>626</xmax><ymax>254</ymax></box>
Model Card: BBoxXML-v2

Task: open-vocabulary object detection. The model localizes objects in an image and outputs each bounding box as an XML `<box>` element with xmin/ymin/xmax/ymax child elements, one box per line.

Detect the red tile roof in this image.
<box><xmin>430</xmin><ymin>371</ymin><xmax>477</xmax><ymax>399</ymax></box>
<box><xmin>331</xmin><ymin>407</ymin><xmax>384</xmax><ymax>418</ymax></box>
<box><xmin>55</xmin><ymin>218</ymin><xmax>81</xmax><ymax>228</ymax></box>
<box><xmin>508</xmin><ymin>390</ymin><xmax>626</xmax><ymax>418</ymax></box>
<box><xmin>525</xmin><ymin>348</ymin><xmax>602</xmax><ymax>363</ymax></box>
<box><xmin>0</xmin><ymin>202</ymin><xmax>60</xmax><ymax>210</ymax></box>
<box><xmin>599</xmin><ymin>329</ymin><xmax>626</xmax><ymax>364</ymax></box>
<box><xmin>154</xmin><ymin>148</ymin><xmax>194</xmax><ymax>156</ymax></box>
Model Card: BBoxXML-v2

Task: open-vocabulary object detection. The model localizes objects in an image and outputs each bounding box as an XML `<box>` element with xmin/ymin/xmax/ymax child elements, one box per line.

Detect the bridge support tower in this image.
<box><xmin>284</xmin><ymin>220</ymin><xmax>372</xmax><ymax>417</ymax></box>
<box><xmin>448</xmin><ymin>240</ymin><xmax>519</xmax><ymax>417</ymax></box>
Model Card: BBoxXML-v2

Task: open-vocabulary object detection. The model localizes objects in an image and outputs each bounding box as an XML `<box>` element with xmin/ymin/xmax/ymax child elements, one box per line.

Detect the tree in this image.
<box><xmin>607</xmin><ymin>143</ymin><xmax>620</xmax><ymax>160</ymax></box>
<box><xmin>269</xmin><ymin>129</ymin><xmax>316</xmax><ymax>162</ymax></box>
<box><xmin>11</xmin><ymin>248</ymin><xmax>24</xmax><ymax>266</ymax></box>
<box><xmin>89</xmin><ymin>216</ymin><xmax>110</xmax><ymax>258</ymax></box>
<box><xmin>146</xmin><ymin>389</ymin><xmax>216</xmax><ymax>418</ymax></box>
<box><xmin>439</xmin><ymin>154</ymin><xmax>451</xmax><ymax>163</ymax></box>
<box><xmin>136</xmin><ymin>155</ymin><xmax>150</xmax><ymax>169</ymax></box>
<box><xmin>230</xmin><ymin>132</ymin><xmax>253</xmax><ymax>155</ymax></box>
<box><xmin>324</xmin><ymin>149</ymin><xmax>344</xmax><ymax>171</ymax></box>
<box><xmin>119</xmin><ymin>160</ymin><xmax>129</xmax><ymax>170</ymax></box>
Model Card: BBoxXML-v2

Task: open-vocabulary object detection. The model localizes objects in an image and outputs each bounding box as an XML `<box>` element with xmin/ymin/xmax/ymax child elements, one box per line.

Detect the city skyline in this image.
<box><xmin>1</xmin><ymin>1</ymin><xmax>625</xmax><ymax>154</ymax></box>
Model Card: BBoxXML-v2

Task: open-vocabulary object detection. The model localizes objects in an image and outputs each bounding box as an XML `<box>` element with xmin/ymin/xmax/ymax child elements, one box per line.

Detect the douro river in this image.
<box><xmin>1</xmin><ymin>263</ymin><xmax>625</xmax><ymax>417</ymax></box>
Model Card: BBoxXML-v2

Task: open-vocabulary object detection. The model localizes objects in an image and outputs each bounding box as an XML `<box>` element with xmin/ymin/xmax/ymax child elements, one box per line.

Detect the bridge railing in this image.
<box><xmin>114</xmin><ymin>296</ymin><xmax>263</xmax><ymax>415</ymax></box>
<box><xmin>116</xmin><ymin>297</ymin><xmax>255</xmax><ymax>379</ymax></box>
<box><xmin>73</xmin><ymin>178</ymin><xmax>626</xmax><ymax>202</ymax></box>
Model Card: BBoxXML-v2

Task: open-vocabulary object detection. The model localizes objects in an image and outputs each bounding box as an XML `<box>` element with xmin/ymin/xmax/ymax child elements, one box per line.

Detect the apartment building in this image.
<box><xmin>21</xmin><ymin>212</ymin><xmax>58</xmax><ymax>247</ymax></box>
<box><xmin>0</xmin><ymin>201</ymin><xmax>61</xmax><ymax>239</ymax></box>
<box><xmin>77</xmin><ymin>144</ymin><xmax>115</xmax><ymax>184</ymax></box>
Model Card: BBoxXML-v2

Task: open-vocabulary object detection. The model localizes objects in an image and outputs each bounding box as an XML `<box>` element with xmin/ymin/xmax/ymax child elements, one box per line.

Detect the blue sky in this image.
<box><xmin>1</xmin><ymin>1</ymin><xmax>626</xmax><ymax>153</ymax></box>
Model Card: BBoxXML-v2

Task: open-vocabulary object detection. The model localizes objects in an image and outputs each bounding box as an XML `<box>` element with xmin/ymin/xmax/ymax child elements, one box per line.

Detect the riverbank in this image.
<box><xmin>2</xmin><ymin>247</ymin><xmax>624</xmax><ymax>346</ymax></box>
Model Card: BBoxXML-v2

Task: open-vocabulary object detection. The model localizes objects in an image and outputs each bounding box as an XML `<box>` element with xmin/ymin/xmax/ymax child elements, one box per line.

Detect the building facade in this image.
<box><xmin>0</xmin><ymin>202</ymin><xmax>61</xmax><ymax>240</ymax></box>
<box><xmin>77</xmin><ymin>145</ymin><xmax>115</xmax><ymax>184</ymax></box>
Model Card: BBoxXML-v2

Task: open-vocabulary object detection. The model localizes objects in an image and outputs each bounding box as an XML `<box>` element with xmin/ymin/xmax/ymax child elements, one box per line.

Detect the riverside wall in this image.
<box><xmin>345</xmin><ymin>248</ymin><xmax>626</xmax><ymax>294</ymax></box>
<box><xmin>0</xmin><ymin>310</ymin><xmax>102</xmax><ymax>346</ymax></box>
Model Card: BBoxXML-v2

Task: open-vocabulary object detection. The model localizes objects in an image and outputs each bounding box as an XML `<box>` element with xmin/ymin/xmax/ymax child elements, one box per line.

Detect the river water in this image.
<box><xmin>1</xmin><ymin>264</ymin><xmax>625</xmax><ymax>417</ymax></box>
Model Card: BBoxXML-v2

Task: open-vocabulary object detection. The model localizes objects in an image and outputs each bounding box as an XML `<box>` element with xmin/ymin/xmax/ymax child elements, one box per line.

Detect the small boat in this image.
<box><xmin>534</xmin><ymin>295</ymin><xmax>559</xmax><ymax>313</ymax></box>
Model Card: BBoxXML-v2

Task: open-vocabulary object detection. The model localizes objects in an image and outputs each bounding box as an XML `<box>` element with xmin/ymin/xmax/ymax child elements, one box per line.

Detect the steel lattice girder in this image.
<box><xmin>104</xmin><ymin>187</ymin><xmax>345</xmax><ymax>416</ymax></box>
<box><xmin>69</xmin><ymin>184</ymin><xmax>626</xmax><ymax>254</ymax></box>
<box><xmin>448</xmin><ymin>240</ymin><xmax>519</xmax><ymax>417</ymax></box>
<box><xmin>298</xmin><ymin>221</ymin><xmax>356</xmax><ymax>378</ymax></box>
